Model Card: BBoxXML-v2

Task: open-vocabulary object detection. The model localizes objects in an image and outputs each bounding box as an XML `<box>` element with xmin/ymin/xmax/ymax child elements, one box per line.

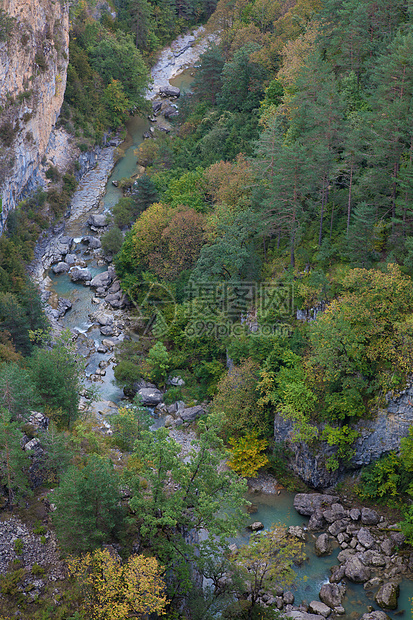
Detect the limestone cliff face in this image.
<box><xmin>0</xmin><ymin>0</ymin><xmax>69</xmax><ymax>232</ymax></box>
<box><xmin>274</xmin><ymin>387</ymin><xmax>413</xmax><ymax>488</ymax></box>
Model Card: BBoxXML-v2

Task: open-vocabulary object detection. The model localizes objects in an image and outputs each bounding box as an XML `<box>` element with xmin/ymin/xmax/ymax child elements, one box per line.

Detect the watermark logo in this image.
<box><xmin>126</xmin><ymin>280</ymin><xmax>294</xmax><ymax>339</ymax></box>
<box><xmin>126</xmin><ymin>281</ymin><xmax>177</xmax><ymax>338</ymax></box>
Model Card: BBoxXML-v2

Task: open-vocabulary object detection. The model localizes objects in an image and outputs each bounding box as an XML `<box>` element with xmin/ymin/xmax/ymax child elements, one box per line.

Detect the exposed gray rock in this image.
<box><xmin>180</xmin><ymin>405</ymin><xmax>205</xmax><ymax>422</ymax></box>
<box><xmin>159</xmin><ymin>85</ymin><xmax>180</xmax><ymax>98</ymax></box>
<box><xmin>330</xmin><ymin>564</ymin><xmax>345</xmax><ymax>583</ymax></box>
<box><xmin>163</xmin><ymin>105</ymin><xmax>179</xmax><ymax>118</ymax></box>
<box><xmin>308</xmin><ymin>601</ymin><xmax>331</xmax><ymax>617</ymax></box>
<box><xmin>29</xmin><ymin>411</ymin><xmax>49</xmax><ymax>430</ymax></box>
<box><xmin>286</xmin><ymin>612</ymin><xmax>326</xmax><ymax>620</ymax></box>
<box><xmin>323</xmin><ymin>503</ymin><xmax>346</xmax><ymax>523</ymax></box>
<box><xmin>138</xmin><ymin>387</ymin><xmax>163</xmax><ymax>406</ymax></box>
<box><xmin>375</xmin><ymin>582</ymin><xmax>399</xmax><ymax>610</ymax></box>
<box><xmin>283</xmin><ymin>592</ymin><xmax>295</xmax><ymax>605</ymax></box>
<box><xmin>357</xmin><ymin>528</ymin><xmax>375</xmax><ymax>549</ymax></box>
<box><xmin>247</xmin><ymin>521</ymin><xmax>264</xmax><ymax>532</ymax></box>
<box><xmin>100</xmin><ymin>324</ymin><xmax>115</xmax><ymax>336</ymax></box>
<box><xmin>293</xmin><ymin>494</ymin><xmax>339</xmax><ymax>516</ymax></box>
<box><xmin>90</xmin><ymin>270</ymin><xmax>114</xmax><ymax>289</ymax></box>
<box><xmin>65</xmin><ymin>253</ymin><xmax>77</xmax><ymax>265</ymax></box>
<box><xmin>315</xmin><ymin>533</ymin><xmax>332</xmax><ymax>556</ymax></box>
<box><xmin>328</xmin><ymin>519</ymin><xmax>348</xmax><ymax>537</ymax></box>
<box><xmin>56</xmin><ymin>297</ymin><xmax>72</xmax><ymax>317</ymax></box>
<box><xmin>88</xmin><ymin>213</ymin><xmax>107</xmax><ymax>228</ymax></box>
<box><xmin>360</xmin><ymin>550</ymin><xmax>386</xmax><ymax>567</ymax></box>
<box><xmin>359</xmin><ymin>613</ymin><xmax>390</xmax><ymax>620</ymax></box>
<box><xmin>52</xmin><ymin>261</ymin><xmax>69</xmax><ymax>274</ymax></box>
<box><xmin>168</xmin><ymin>375</ymin><xmax>185</xmax><ymax>387</ymax></box>
<box><xmin>152</xmin><ymin>100</ymin><xmax>163</xmax><ymax>113</ymax></box>
<box><xmin>82</xmin><ymin>235</ymin><xmax>102</xmax><ymax>249</ymax></box>
<box><xmin>350</xmin><ymin>508</ymin><xmax>361</xmax><ymax>521</ymax></box>
<box><xmin>344</xmin><ymin>555</ymin><xmax>371</xmax><ymax>583</ymax></box>
<box><xmin>380</xmin><ymin>539</ymin><xmax>394</xmax><ymax>556</ymax></box>
<box><xmin>24</xmin><ymin>438</ymin><xmax>42</xmax><ymax>452</ymax></box>
<box><xmin>308</xmin><ymin>509</ymin><xmax>326</xmax><ymax>531</ymax></box>
<box><xmin>319</xmin><ymin>583</ymin><xmax>344</xmax><ymax>608</ymax></box>
<box><xmin>70</xmin><ymin>266</ymin><xmax>92</xmax><ymax>282</ymax></box>
<box><xmin>361</xmin><ymin>508</ymin><xmax>380</xmax><ymax>525</ymax></box>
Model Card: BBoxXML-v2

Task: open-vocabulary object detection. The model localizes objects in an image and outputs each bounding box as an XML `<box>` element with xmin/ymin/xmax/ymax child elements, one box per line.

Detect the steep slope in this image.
<box><xmin>0</xmin><ymin>0</ymin><xmax>69</xmax><ymax>232</ymax></box>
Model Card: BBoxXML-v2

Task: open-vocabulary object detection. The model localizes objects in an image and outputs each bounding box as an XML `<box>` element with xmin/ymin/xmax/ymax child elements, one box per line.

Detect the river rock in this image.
<box><xmin>100</xmin><ymin>325</ymin><xmax>115</xmax><ymax>336</ymax></box>
<box><xmin>380</xmin><ymin>539</ymin><xmax>394</xmax><ymax>556</ymax></box>
<box><xmin>330</xmin><ymin>564</ymin><xmax>345</xmax><ymax>583</ymax></box>
<box><xmin>163</xmin><ymin>105</ymin><xmax>179</xmax><ymax>118</ymax></box>
<box><xmin>180</xmin><ymin>405</ymin><xmax>205</xmax><ymax>422</ymax></box>
<box><xmin>308</xmin><ymin>601</ymin><xmax>331</xmax><ymax>617</ymax></box>
<box><xmin>350</xmin><ymin>508</ymin><xmax>361</xmax><ymax>521</ymax></box>
<box><xmin>57</xmin><ymin>297</ymin><xmax>72</xmax><ymax>317</ymax></box>
<box><xmin>152</xmin><ymin>100</ymin><xmax>163</xmax><ymax>113</ymax></box>
<box><xmin>323</xmin><ymin>503</ymin><xmax>346</xmax><ymax>523</ymax></box>
<box><xmin>328</xmin><ymin>519</ymin><xmax>348</xmax><ymax>537</ymax></box>
<box><xmin>344</xmin><ymin>555</ymin><xmax>371</xmax><ymax>583</ymax></box>
<box><xmin>283</xmin><ymin>592</ymin><xmax>295</xmax><ymax>605</ymax></box>
<box><xmin>82</xmin><ymin>235</ymin><xmax>102</xmax><ymax>249</ymax></box>
<box><xmin>138</xmin><ymin>387</ymin><xmax>163</xmax><ymax>406</ymax></box>
<box><xmin>167</xmin><ymin>401</ymin><xmax>185</xmax><ymax>415</ymax></box>
<box><xmin>293</xmin><ymin>494</ymin><xmax>339</xmax><ymax>516</ymax></box>
<box><xmin>108</xmin><ymin>280</ymin><xmax>121</xmax><ymax>294</ymax></box>
<box><xmin>308</xmin><ymin>509</ymin><xmax>326</xmax><ymax>531</ymax></box>
<box><xmin>52</xmin><ymin>261</ymin><xmax>69</xmax><ymax>274</ymax></box>
<box><xmin>319</xmin><ymin>583</ymin><xmax>344</xmax><ymax>608</ymax></box>
<box><xmin>315</xmin><ymin>533</ymin><xmax>332</xmax><ymax>556</ymax></box>
<box><xmin>360</xmin><ymin>550</ymin><xmax>386</xmax><ymax>566</ymax></box>
<box><xmin>357</xmin><ymin>527</ymin><xmax>375</xmax><ymax>549</ymax></box>
<box><xmin>24</xmin><ymin>438</ymin><xmax>42</xmax><ymax>452</ymax></box>
<box><xmin>247</xmin><ymin>521</ymin><xmax>264</xmax><ymax>532</ymax></box>
<box><xmin>90</xmin><ymin>270</ymin><xmax>113</xmax><ymax>289</ymax></box>
<box><xmin>65</xmin><ymin>253</ymin><xmax>77</xmax><ymax>265</ymax></box>
<box><xmin>359</xmin><ymin>613</ymin><xmax>390</xmax><ymax>620</ymax></box>
<box><xmin>70</xmin><ymin>267</ymin><xmax>92</xmax><ymax>282</ymax></box>
<box><xmin>375</xmin><ymin>582</ymin><xmax>399</xmax><ymax>610</ymax></box>
<box><xmin>159</xmin><ymin>85</ymin><xmax>180</xmax><ymax>98</ymax></box>
<box><xmin>164</xmin><ymin>415</ymin><xmax>175</xmax><ymax>427</ymax></box>
<box><xmin>88</xmin><ymin>214</ymin><xmax>107</xmax><ymax>228</ymax></box>
<box><xmin>361</xmin><ymin>508</ymin><xmax>380</xmax><ymax>525</ymax></box>
<box><xmin>286</xmin><ymin>612</ymin><xmax>326</xmax><ymax>620</ymax></box>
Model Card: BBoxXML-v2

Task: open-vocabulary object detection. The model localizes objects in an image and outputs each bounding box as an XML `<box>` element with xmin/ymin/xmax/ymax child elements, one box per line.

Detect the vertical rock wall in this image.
<box><xmin>0</xmin><ymin>0</ymin><xmax>69</xmax><ymax>232</ymax></box>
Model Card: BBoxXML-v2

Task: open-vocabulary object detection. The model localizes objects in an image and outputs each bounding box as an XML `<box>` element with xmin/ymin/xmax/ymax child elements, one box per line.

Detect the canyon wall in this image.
<box><xmin>0</xmin><ymin>0</ymin><xmax>69</xmax><ymax>232</ymax></box>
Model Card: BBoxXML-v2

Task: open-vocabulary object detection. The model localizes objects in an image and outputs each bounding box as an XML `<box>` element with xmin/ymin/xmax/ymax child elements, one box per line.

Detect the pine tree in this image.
<box><xmin>0</xmin><ymin>409</ymin><xmax>31</xmax><ymax>507</ymax></box>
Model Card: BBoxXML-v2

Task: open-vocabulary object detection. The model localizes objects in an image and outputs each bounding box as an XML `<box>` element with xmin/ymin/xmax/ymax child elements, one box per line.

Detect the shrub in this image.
<box><xmin>101</xmin><ymin>226</ymin><xmax>123</xmax><ymax>256</ymax></box>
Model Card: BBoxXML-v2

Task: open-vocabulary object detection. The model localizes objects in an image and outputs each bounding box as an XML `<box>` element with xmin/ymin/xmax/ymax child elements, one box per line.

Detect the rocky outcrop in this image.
<box><xmin>274</xmin><ymin>382</ymin><xmax>413</xmax><ymax>488</ymax></box>
<box><xmin>0</xmin><ymin>0</ymin><xmax>69</xmax><ymax>231</ymax></box>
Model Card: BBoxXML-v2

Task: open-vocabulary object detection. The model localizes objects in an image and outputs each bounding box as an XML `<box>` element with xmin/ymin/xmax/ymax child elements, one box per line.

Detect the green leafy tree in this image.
<box><xmin>233</xmin><ymin>524</ymin><xmax>304</xmax><ymax>618</ymax></box>
<box><xmin>52</xmin><ymin>455</ymin><xmax>123</xmax><ymax>553</ymax></box>
<box><xmin>127</xmin><ymin>417</ymin><xmax>247</xmax><ymax>599</ymax></box>
<box><xmin>0</xmin><ymin>409</ymin><xmax>31</xmax><ymax>507</ymax></box>
<box><xmin>30</xmin><ymin>330</ymin><xmax>83</xmax><ymax>429</ymax></box>
<box><xmin>0</xmin><ymin>362</ymin><xmax>36</xmax><ymax>419</ymax></box>
<box><xmin>101</xmin><ymin>226</ymin><xmax>124</xmax><ymax>256</ymax></box>
<box><xmin>103</xmin><ymin>79</ymin><xmax>131</xmax><ymax>128</ymax></box>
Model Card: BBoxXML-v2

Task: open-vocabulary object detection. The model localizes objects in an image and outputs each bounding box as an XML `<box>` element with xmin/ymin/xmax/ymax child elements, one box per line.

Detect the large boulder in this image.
<box><xmin>293</xmin><ymin>494</ymin><xmax>339</xmax><ymax>516</ymax></box>
<box><xmin>88</xmin><ymin>213</ymin><xmax>107</xmax><ymax>228</ymax></box>
<box><xmin>308</xmin><ymin>509</ymin><xmax>326</xmax><ymax>531</ymax></box>
<box><xmin>323</xmin><ymin>503</ymin><xmax>346</xmax><ymax>523</ymax></box>
<box><xmin>359</xmin><ymin>614</ymin><xmax>390</xmax><ymax>620</ymax></box>
<box><xmin>163</xmin><ymin>105</ymin><xmax>179</xmax><ymax>119</ymax></box>
<box><xmin>315</xmin><ymin>533</ymin><xmax>332</xmax><ymax>556</ymax></box>
<box><xmin>82</xmin><ymin>235</ymin><xmax>102</xmax><ymax>249</ymax></box>
<box><xmin>159</xmin><ymin>85</ymin><xmax>180</xmax><ymax>98</ymax></box>
<box><xmin>308</xmin><ymin>601</ymin><xmax>331</xmax><ymax>617</ymax></box>
<box><xmin>70</xmin><ymin>267</ymin><xmax>92</xmax><ymax>282</ymax></box>
<box><xmin>52</xmin><ymin>261</ymin><xmax>69</xmax><ymax>274</ymax></box>
<box><xmin>319</xmin><ymin>584</ymin><xmax>345</xmax><ymax>608</ymax></box>
<box><xmin>357</xmin><ymin>527</ymin><xmax>375</xmax><ymax>549</ymax></box>
<box><xmin>180</xmin><ymin>405</ymin><xmax>205</xmax><ymax>422</ymax></box>
<box><xmin>375</xmin><ymin>582</ymin><xmax>400</xmax><ymax>610</ymax></box>
<box><xmin>344</xmin><ymin>556</ymin><xmax>371</xmax><ymax>583</ymax></box>
<box><xmin>90</xmin><ymin>270</ymin><xmax>114</xmax><ymax>289</ymax></box>
<box><xmin>361</xmin><ymin>507</ymin><xmax>380</xmax><ymax>525</ymax></box>
<box><xmin>138</xmin><ymin>387</ymin><xmax>163</xmax><ymax>406</ymax></box>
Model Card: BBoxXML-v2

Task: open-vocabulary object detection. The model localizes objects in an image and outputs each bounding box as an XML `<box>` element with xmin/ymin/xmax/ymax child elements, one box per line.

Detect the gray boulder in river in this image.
<box><xmin>70</xmin><ymin>267</ymin><xmax>92</xmax><ymax>282</ymax></box>
<box><xmin>159</xmin><ymin>85</ymin><xmax>180</xmax><ymax>98</ymax></box>
<box><xmin>138</xmin><ymin>387</ymin><xmax>163</xmax><ymax>406</ymax></box>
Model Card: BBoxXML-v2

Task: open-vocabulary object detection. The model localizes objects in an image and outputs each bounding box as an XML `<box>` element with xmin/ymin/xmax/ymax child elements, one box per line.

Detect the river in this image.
<box><xmin>41</xmin><ymin>33</ymin><xmax>412</xmax><ymax>620</ymax></box>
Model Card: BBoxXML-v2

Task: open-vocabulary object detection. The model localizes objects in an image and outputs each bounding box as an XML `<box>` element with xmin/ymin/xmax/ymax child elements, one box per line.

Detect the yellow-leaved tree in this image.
<box><xmin>228</xmin><ymin>432</ymin><xmax>269</xmax><ymax>478</ymax></box>
<box><xmin>68</xmin><ymin>548</ymin><xmax>167</xmax><ymax>619</ymax></box>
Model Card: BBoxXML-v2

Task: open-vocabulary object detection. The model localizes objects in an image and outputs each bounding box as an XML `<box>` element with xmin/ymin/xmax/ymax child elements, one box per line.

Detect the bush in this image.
<box><xmin>101</xmin><ymin>226</ymin><xmax>123</xmax><ymax>256</ymax></box>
